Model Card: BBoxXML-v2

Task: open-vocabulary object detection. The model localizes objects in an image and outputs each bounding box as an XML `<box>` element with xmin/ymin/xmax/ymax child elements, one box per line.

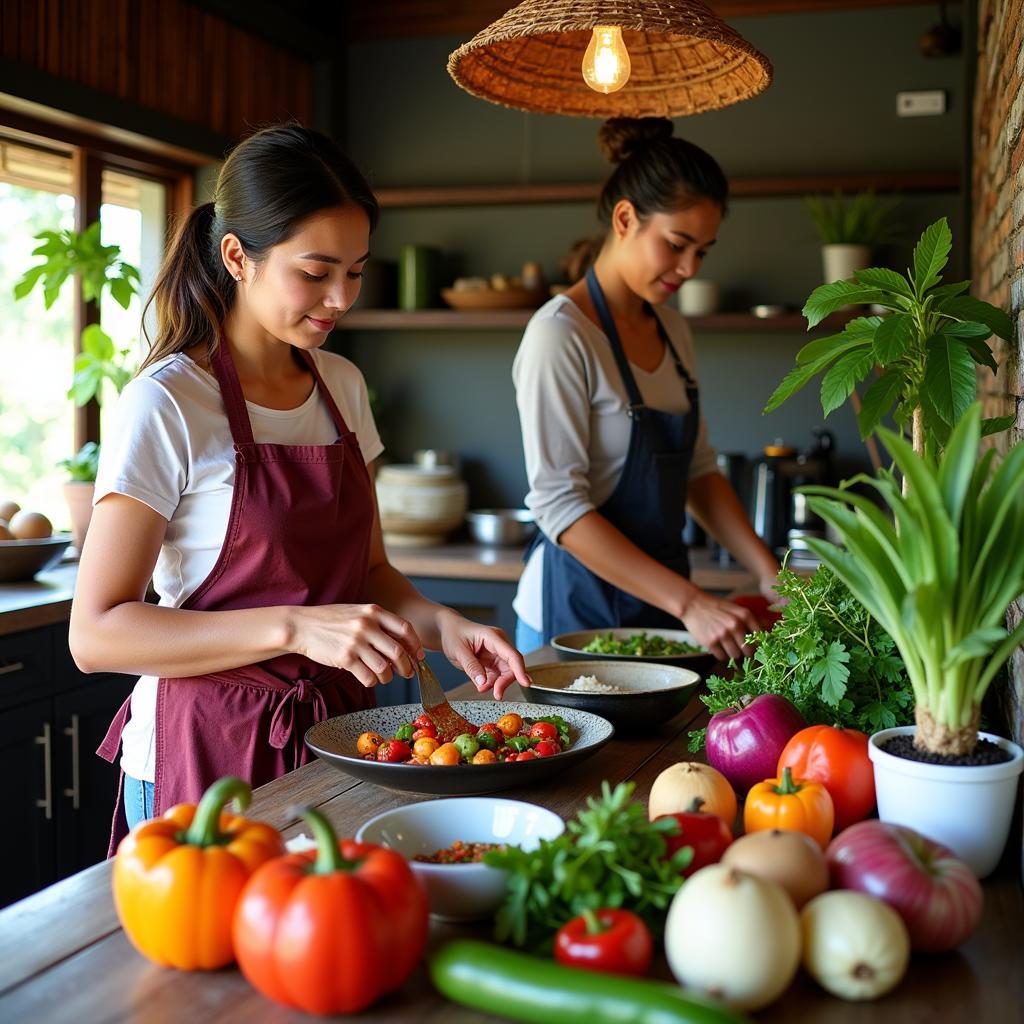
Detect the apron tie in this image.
<box><xmin>268</xmin><ymin>677</ymin><xmax>328</xmax><ymax>751</ymax></box>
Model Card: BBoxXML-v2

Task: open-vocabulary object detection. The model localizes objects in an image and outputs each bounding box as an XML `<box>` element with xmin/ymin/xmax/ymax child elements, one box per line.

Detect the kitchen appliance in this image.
<box><xmin>465</xmin><ymin>508</ymin><xmax>536</xmax><ymax>546</ymax></box>
<box><xmin>708</xmin><ymin>452</ymin><xmax>749</xmax><ymax>565</ymax></box>
<box><xmin>750</xmin><ymin>430</ymin><xmax>835</xmax><ymax>556</ymax></box>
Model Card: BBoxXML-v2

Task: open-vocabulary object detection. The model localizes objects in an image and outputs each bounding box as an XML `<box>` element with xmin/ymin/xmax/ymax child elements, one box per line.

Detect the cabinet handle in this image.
<box><xmin>35</xmin><ymin>722</ymin><xmax>53</xmax><ymax>821</ymax></box>
<box><xmin>63</xmin><ymin>713</ymin><xmax>81</xmax><ymax>810</ymax></box>
<box><xmin>0</xmin><ymin>661</ymin><xmax>25</xmax><ymax>676</ymax></box>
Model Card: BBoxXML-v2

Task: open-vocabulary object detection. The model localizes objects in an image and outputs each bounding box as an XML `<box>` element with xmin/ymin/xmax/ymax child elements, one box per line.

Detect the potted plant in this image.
<box><xmin>14</xmin><ymin>222</ymin><xmax>139</xmax><ymax>549</ymax></box>
<box><xmin>806</xmin><ymin>189</ymin><xmax>901</xmax><ymax>287</ymax></box>
<box><xmin>798</xmin><ymin>404</ymin><xmax>1024</xmax><ymax>877</ymax></box>
<box><xmin>767</xmin><ymin>217</ymin><xmax>1014</xmax><ymax>456</ymax></box>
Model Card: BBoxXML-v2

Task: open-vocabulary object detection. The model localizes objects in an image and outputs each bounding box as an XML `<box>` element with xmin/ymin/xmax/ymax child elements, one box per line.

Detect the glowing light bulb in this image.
<box><xmin>582</xmin><ymin>25</ymin><xmax>631</xmax><ymax>95</ymax></box>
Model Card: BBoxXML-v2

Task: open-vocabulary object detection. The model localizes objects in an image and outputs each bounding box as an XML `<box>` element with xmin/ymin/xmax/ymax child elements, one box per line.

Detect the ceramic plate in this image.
<box><xmin>550</xmin><ymin>627</ymin><xmax>717</xmax><ymax>674</ymax></box>
<box><xmin>521</xmin><ymin>660</ymin><xmax>702</xmax><ymax>731</ymax></box>
<box><xmin>305</xmin><ymin>701</ymin><xmax>614</xmax><ymax>795</ymax></box>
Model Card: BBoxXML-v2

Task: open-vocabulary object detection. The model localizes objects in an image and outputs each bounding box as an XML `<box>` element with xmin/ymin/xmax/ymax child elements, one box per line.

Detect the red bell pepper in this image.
<box><xmin>554</xmin><ymin>907</ymin><xmax>653</xmax><ymax>976</ymax></box>
<box><xmin>233</xmin><ymin>806</ymin><xmax>429</xmax><ymax>1015</ymax></box>
<box><xmin>658</xmin><ymin>797</ymin><xmax>734</xmax><ymax>877</ymax></box>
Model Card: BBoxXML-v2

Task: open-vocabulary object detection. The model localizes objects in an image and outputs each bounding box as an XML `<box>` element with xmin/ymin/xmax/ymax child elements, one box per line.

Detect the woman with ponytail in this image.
<box><xmin>513</xmin><ymin>118</ymin><xmax>780</xmax><ymax>661</ymax></box>
<box><xmin>70</xmin><ymin>124</ymin><xmax>530</xmax><ymax>843</ymax></box>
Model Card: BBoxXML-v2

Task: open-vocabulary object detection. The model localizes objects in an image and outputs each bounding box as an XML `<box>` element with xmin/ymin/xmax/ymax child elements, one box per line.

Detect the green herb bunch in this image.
<box><xmin>689</xmin><ymin>566</ymin><xmax>913</xmax><ymax>753</ymax></box>
<box><xmin>485</xmin><ymin>781</ymin><xmax>689</xmax><ymax>951</ymax></box>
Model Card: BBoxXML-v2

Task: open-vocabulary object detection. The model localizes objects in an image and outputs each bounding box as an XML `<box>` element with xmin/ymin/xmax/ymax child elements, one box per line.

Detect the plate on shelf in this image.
<box><xmin>441</xmin><ymin>287</ymin><xmax>546</xmax><ymax>310</ymax></box>
<box><xmin>305</xmin><ymin>701</ymin><xmax>614</xmax><ymax>795</ymax></box>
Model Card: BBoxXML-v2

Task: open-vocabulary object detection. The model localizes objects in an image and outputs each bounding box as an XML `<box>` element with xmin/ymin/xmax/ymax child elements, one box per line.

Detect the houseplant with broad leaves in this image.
<box><xmin>765</xmin><ymin>217</ymin><xmax>1014</xmax><ymax>456</ymax></box>
<box><xmin>14</xmin><ymin>222</ymin><xmax>139</xmax><ymax>548</ymax></box>
<box><xmin>797</xmin><ymin>404</ymin><xmax>1024</xmax><ymax>876</ymax></box>
<box><xmin>806</xmin><ymin>189</ymin><xmax>901</xmax><ymax>287</ymax></box>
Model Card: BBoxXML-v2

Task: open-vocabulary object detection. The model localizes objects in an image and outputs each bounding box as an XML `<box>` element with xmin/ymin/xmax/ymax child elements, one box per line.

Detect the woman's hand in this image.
<box><xmin>678</xmin><ymin>588</ymin><xmax>760</xmax><ymax>663</ymax></box>
<box><xmin>435</xmin><ymin>609</ymin><xmax>533</xmax><ymax>701</ymax></box>
<box><xmin>290</xmin><ymin>604</ymin><xmax>425</xmax><ymax>688</ymax></box>
<box><xmin>759</xmin><ymin>573</ymin><xmax>784</xmax><ymax>606</ymax></box>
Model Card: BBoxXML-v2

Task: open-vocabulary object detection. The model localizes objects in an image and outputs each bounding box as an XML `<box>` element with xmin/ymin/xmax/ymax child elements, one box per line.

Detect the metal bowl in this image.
<box><xmin>466</xmin><ymin>508</ymin><xmax>537</xmax><ymax>546</ymax></box>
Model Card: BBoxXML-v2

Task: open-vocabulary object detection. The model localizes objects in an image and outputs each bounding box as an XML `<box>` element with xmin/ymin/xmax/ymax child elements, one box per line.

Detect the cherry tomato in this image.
<box><xmin>413</xmin><ymin>736</ymin><xmax>440</xmax><ymax>759</ymax></box>
<box><xmin>555</xmin><ymin>908</ymin><xmax>653</xmax><ymax>976</ymax></box>
<box><xmin>413</xmin><ymin>714</ymin><xmax>435</xmax><ymax>730</ymax></box>
<box><xmin>429</xmin><ymin>742</ymin><xmax>460</xmax><ymax>766</ymax></box>
<box><xmin>657</xmin><ymin>797</ymin><xmax>734</xmax><ymax>877</ymax></box>
<box><xmin>514</xmin><ymin>750</ymin><xmax>537</xmax><ymax>761</ymax></box>
<box><xmin>504</xmin><ymin>753</ymin><xmax>519</xmax><ymax>762</ymax></box>
<box><xmin>376</xmin><ymin>739</ymin><xmax>411</xmax><ymax>763</ymax></box>
<box><xmin>528</xmin><ymin>722</ymin><xmax>559</xmax><ymax>742</ymax></box>
<box><xmin>412</xmin><ymin>724</ymin><xmax>438</xmax><ymax>741</ymax></box>
<box><xmin>532</xmin><ymin>739</ymin><xmax>560</xmax><ymax>758</ymax></box>
<box><xmin>356</xmin><ymin>731</ymin><xmax>384</xmax><ymax>757</ymax></box>
<box><xmin>496</xmin><ymin>713</ymin><xmax>524</xmax><ymax>737</ymax></box>
<box><xmin>472</xmin><ymin>749</ymin><xmax>497</xmax><ymax>765</ymax></box>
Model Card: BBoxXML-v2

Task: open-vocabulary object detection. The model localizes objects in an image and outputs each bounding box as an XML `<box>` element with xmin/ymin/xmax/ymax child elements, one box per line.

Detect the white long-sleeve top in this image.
<box><xmin>512</xmin><ymin>294</ymin><xmax>718</xmax><ymax>630</ymax></box>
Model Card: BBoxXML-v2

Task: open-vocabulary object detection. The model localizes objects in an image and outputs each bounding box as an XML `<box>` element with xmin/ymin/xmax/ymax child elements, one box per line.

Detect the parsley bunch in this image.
<box><xmin>484</xmin><ymin>781</ymin><xmax>689</xmax><ymax>951</ymax></box>
<box><xmin>689</xmin><ymin>565</ymin><xmax>913</xmax><ymax>752</ymax></box>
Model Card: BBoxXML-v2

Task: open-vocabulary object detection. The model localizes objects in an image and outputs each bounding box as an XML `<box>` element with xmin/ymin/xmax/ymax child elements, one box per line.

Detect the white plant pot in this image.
<box><xmin>821</xmin><ymin>243</ymin><xmax>871</xmax><ymax>285</ymax></box>
<box><xmin>868</xmin><ymin>726</ymin><xmax>1024</xmax><ymax>878</ymax></box>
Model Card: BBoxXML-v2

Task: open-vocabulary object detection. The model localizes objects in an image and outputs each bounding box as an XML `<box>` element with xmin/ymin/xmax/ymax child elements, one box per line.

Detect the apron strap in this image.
<box><xmin>298</xmin><ymin>349</ymin><xmax>354</xmax><ymax>436</ymax></box>
<box><xmin>586</xmin><ymin>267</ymin><xmax>645</xmax><ymax>416</ymax></box>
<box><xmin>210</xmin><ymin>337</ymin><xmax>256</xmax><ymax>446</ymax></box>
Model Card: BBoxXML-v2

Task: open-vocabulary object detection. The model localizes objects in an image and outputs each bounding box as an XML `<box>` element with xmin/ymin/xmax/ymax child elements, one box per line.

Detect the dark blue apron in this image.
<box><xmin>530</xmin><ymin>267</ymin><xmax>701</xmax><ymax>642</ymax></box>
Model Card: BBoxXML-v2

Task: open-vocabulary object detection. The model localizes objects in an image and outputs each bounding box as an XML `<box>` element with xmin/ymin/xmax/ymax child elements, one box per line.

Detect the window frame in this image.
<box><xmin>0</xmin><ymin>109</ymin><xmax>199</xmax><ymax>452</ymax></box>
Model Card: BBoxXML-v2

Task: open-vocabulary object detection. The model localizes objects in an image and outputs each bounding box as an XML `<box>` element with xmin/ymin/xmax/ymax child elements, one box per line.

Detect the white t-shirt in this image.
<box><xmin>512</xmin><ymin>295</ymin><xmax>718</xmax><ymax>631</ymax></box>
<box><xmin>94</xmin><ymin>349</ymin><xmax>384</xmax><ymax>782</ymax></box>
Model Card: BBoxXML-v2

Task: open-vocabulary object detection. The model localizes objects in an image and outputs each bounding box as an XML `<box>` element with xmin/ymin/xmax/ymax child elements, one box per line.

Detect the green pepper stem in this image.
<box><xmin>580</xmin><ymin>906</ymin><xmax>606</xmax><ymax>935</ymax></box>
<box><xmin>182</xmin><ymin>776</ymin><xmax>251</xmax><ymax>847</ymax></box>
<box><xmin>293</xmin><ymin>806</ymin><xmax>363</xmax><ymax>876</ymax></box>
<box><xmin>774</xmin><ymin>766</ymin><xmax>801</xmax><ymax>796</ymax></box>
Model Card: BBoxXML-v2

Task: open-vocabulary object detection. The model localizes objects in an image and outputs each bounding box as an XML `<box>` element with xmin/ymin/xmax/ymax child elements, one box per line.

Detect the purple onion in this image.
<box><xmin>705</xmin><ymin>694</ymin><xmax>806</xmax><ymax>795</ymax></box>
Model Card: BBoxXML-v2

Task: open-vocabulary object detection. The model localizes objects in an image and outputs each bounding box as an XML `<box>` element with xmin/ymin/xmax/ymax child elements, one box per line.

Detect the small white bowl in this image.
<box><xmin>355</xmin><ymin>797</ymin><xmax>565</xmax><ymax>921</ymax></box>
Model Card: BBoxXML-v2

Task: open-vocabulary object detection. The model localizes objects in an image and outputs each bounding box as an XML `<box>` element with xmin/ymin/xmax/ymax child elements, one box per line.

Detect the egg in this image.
<box><xmin>9</xmin><ymin>510</ymin><xmax>53</xmax><ymax>540</ymax></box>
<box><xmin>0</xmin><ymin>500</ymin><xmax>20</xmax><ymax>523</ymax></box>
<box><xmin>0</xmin><ymin>521</ymin><xmax>13</xmax><ymax>541</ymax></box>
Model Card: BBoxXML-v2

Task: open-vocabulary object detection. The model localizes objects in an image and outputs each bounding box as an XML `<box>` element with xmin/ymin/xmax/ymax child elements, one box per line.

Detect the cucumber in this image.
<box><xmin>429</xmin><ymin>939</ymin><xmax>750</xmax><ymax>1024</ymax></box>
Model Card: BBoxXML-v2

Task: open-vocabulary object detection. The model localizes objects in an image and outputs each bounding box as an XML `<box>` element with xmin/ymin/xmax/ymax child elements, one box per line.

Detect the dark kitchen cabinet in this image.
<box><xmin>0</xmin><ymin>625</ymin><xmax>133</xmax><ymax>908</ymax></box>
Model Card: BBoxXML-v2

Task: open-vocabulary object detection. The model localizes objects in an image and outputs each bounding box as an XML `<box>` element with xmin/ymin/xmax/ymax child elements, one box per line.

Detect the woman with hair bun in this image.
<box><xmin>71</xmin><ymin>123</ymin><xmax>530</xmax><ymax>847</ymax></box>
<box><xmin>513</xmin><ymin>117</ymin><xmax>780</xmax><ymax>661</ymax></box>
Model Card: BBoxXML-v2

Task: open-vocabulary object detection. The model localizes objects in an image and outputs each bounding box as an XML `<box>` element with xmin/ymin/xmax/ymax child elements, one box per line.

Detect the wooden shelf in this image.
<box><xmin>375</xmin><ymin>171</ymin><xmax>959</xmax><ymax>209</ymax></box>
<box><xmin>338</xmin><ymin>309</ymin><xmax>859</xmax><ymax>332</ymax></box>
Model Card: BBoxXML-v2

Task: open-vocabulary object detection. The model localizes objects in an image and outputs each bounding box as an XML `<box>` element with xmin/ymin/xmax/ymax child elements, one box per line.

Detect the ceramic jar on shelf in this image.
<box><xmin>375</xmin><ymin>464</ymin><xmax>468</xmax><ymax>547</ymax></box>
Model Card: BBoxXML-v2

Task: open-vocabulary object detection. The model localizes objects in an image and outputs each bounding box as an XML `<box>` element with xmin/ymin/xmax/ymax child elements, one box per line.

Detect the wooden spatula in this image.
<box><xmin>416</xmin><ymin>658</ymin><xmax>476</xmax><ymax>739</ymax></box>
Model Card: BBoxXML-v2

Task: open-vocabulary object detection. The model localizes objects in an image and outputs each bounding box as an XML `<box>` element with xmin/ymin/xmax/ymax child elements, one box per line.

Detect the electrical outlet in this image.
<box><xmin>896</xmin><ymin>90</ymin><xmax>947</xmax><ymax>117</ymax></box>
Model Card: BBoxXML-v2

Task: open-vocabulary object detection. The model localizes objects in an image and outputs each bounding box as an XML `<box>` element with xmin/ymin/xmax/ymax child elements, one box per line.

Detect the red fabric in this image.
<box><xmin>100</xmin><ymin>341</ymin><xmax>374</xmax><ymax>853</ymax></box>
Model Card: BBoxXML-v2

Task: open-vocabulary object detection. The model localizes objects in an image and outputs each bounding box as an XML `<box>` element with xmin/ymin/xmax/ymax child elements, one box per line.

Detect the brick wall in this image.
<box><xmin>971</xmin><ymin>0</ymin><xmax>1023</xmax><ymax>863</ymax></box>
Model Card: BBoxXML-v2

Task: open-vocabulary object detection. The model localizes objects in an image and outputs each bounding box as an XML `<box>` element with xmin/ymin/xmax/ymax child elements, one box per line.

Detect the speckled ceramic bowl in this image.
<box><xmin>305</xmin><ymin>701</ymin><xmax>614</xmax><ymax>795</ymax></box>
<box><xmin>522</xmin><ymin>660</ymin><xmax>703</xmax><ymax>731</ymax></box>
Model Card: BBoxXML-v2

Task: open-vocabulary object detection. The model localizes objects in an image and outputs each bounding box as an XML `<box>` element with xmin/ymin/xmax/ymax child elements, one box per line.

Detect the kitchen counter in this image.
<box><xmin>0</xmin><ymin>665</ymin><xmax>1020</xmax><ymax>1022</ymax></box>
<box><xmin>0</xmin><ymin>546</ymin><xmax>762</xmax><ymax>636</ymax></box>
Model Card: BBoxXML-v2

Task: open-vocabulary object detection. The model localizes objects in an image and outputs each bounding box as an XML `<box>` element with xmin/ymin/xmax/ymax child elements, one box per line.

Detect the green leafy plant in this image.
<box><xmin>689</xmin><ymin>566</ymin><xmax>913</xmax><ymax>753</ymax></box>
<box><xmin>484</xmin><ymin>781</ymin><xmax>688</xmax><ymax>951</ymax></box>
<box><xmin>765</xmin><ymin>217</ymin><xmax>1013</xmax><ymax>455</ymax></box>
<box><xmin>57</xmin><ymin>441</ymin><xmax>100</xmax><ymax>483</ymax></box>
<box><xmin>14</xmin><ymin>222</ymin><xmax>140</xmax><ymax>480</ymax></box>
<box><xmin>800</xmin><ymin>403</ymin><xmax>1024</xmax><ymax>756</ymax></box>
<box><xmin>806</xmin><ymin>190</ymin><xmax>901</xmax><ymax>246</ymax></box>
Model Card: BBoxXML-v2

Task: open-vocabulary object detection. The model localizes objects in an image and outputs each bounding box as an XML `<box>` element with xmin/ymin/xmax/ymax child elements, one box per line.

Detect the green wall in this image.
<box><xmin>333</xmin><ymin>6</ymin><xmax>967</xmax><ymax>508</ymax></box>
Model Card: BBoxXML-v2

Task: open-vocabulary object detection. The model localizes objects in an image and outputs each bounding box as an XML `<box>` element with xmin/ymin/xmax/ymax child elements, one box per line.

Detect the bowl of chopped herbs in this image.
<box><xmin>551</xmin><ymin>627</ymin><xmax>716</xmax><ymax>675</ymax></box>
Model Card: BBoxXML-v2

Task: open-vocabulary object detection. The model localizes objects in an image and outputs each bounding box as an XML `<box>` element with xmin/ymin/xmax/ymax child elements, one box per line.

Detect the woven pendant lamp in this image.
<box><xmin>448</xmin><ymin>0</ymin><xmax>772</xmax><ymax>119</ymax></box>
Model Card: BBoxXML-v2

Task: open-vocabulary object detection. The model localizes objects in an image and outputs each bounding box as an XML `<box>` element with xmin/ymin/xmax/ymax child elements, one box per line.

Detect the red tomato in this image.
<box><xmin>412</xmin><ymin>714</ymin><xmax>434</xmax><ymax>730</ymax></box>
<box><xmin>554</xmin><ymin>908</ymin><xmax>653</xmax><ymax>976</ymax></box>
<box><xmin>657</xmin><ymin>797</ymin><xmax>733</xmax><ymax>877</ymax></box>
<box><xmin>532</xmin><ymin>740</ymin><xmax>560</xmax><ymax>758</ymax></box>
<box><xmin>504</xmin><ymin>753</ymin><xmax>518</xmax><ymax>762</ymax></box>
<box><xmin>777</xmin><ymin>724</ymin><xmax>875</xmax><ymax>831</ymax></box>
<box><xmin>514</xmin><ymin>750</ymin><xmax>537</xmax><ymax>761</ymax></box>
<box><xmin>412</xmin><ymin>724</ymin><xmax>437</xmax><ymax>741</ymax></box>
<box><xmin>528</xmin><ymin>721</ymin><xmax>559</xmax><ymax>742</ymax></box>
<box><xmin>376</xmin><ymin>739</ymin><xmax>411</xmax><ymax>763</ymax></box>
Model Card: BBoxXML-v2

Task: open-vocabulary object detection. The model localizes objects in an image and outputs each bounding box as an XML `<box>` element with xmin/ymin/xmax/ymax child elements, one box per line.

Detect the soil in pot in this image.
<box><xmin>880</xmin><ymin>735</ymin><xmax>1013</xmax><ymax>767</ymax></box>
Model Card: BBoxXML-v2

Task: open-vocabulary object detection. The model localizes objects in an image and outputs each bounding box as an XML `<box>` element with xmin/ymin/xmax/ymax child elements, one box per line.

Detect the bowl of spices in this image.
<box><xmin>355</xmin><ymin>796</ymin><xmax>564</xmax><ymax>920</ymax></box>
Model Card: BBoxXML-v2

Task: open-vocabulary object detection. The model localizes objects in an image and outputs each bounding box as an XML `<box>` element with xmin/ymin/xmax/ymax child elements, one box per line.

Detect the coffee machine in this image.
<box><xmin>750</xmin><ymin>429</ymin><xmax>835</xmax><ymax>556</ymax></box>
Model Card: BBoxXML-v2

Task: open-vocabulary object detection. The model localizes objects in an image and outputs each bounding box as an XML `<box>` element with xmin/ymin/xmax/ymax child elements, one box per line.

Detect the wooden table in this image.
<box><xmin>0</xmin><ymin>671</ymin><xmax>1020</xmax><ymax>1022</ymax></box>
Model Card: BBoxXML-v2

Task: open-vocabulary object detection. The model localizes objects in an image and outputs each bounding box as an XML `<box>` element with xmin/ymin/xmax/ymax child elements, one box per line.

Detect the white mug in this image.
<box><xmin>678</xmin><ymin>279</ymin><xmax>719</xmax><ymax>317</ymax></box>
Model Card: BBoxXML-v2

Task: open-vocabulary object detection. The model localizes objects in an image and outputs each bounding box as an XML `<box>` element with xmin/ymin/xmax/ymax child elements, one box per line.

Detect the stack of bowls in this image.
<box><xmin>376</xmin><ymin>464</ymin><xmax>468</xmax><ymax>547</ymax></box>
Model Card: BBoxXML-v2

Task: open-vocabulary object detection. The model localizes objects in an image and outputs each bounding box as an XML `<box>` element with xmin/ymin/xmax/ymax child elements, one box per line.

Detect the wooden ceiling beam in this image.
<box><xmin>344</xmin><ymin>0</ymin><xmax>959</xmax><ymax>42</ymax></box>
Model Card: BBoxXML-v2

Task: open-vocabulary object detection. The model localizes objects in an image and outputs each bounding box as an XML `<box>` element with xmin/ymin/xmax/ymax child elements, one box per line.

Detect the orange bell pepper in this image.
<box><xmin>233</xmin><ymin>806</ymin><xmax>429</xmax><ymax>1016</ymax></box>
<box><xmin>113</xmin><ymin>776</ymin><xmax>285</xmax><ymax>970</ymax></box>
<box><xmin>743</xmin><ymin>766</ymin><xmax>835</xmax><ymax>849</ymax></box>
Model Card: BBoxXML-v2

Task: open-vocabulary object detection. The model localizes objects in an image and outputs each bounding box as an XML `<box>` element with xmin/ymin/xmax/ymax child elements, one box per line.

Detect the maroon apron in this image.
<box><xmin>98</xmin><ymin>340</ymin><xmax>376</xmax><ymax>853</ymax></box>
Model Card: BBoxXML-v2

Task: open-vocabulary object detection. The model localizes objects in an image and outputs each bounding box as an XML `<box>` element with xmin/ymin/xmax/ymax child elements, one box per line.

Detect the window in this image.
<box><xmin>0</xmin><ymin>124</ymin><xmax>192</xmax><ymax>534</ymax></box>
